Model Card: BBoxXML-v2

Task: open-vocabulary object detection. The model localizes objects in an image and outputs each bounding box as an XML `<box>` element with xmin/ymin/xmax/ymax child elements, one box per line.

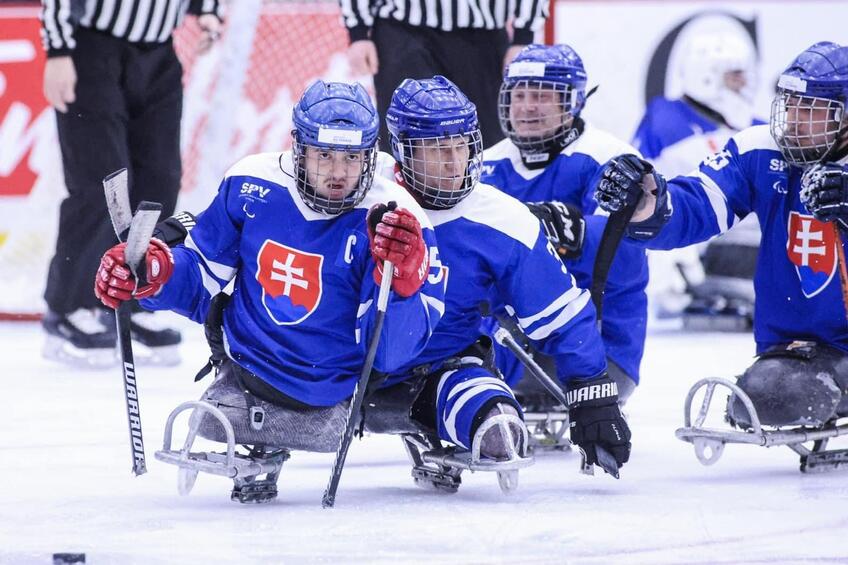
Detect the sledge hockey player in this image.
<box><xmin>594</xmin><ymin>42</ymin><xmax>848</xmax><ymax>472</ymax></box>
<box><xmin>94</xmin><ymin>80</ymin><xmax>448</xmax><ymax>503</ymax></box>
<box><xmin>633</xmin><ymin>30</ymin><xmax>763</xmax><ymax>329</ymax></box>
<box><xmin>370</xmin><ymin>75</ymin><xmax>631</xmax><ymax>485</ymax></box>
<box><xmin>481</xmin><ymin>44</ymin><xmax>648</xmax><ymax>443</ymax></box>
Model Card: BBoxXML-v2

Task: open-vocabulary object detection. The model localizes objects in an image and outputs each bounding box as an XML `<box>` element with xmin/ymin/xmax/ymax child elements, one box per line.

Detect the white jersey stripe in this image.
<box><xmin>516</xmin><ymin>284</ymin><xmax>581</xmax><ymax>328</ymax></box>
<box><xmin>696</xmin><ymin>171</ymin><xmax>733</xmax><ymax>234</ymax></box>
<box><xmin>197</xmin><ymin>262</ymin><xmax>222</xmax><ymax>297</ymax></box>
<box><xmin>525</xmin><ymin>290</ymin><xmax>591</xmax><ymax>340</ymax></box>
<box><xmin>357</xmin><ymin>299</ymin><xmax>373</xmax><ymax>318</ymax></box>
<box><xmin>446</xmin><ymin>375</ymin><xmax>508</xmax><ymax>401</ymax></box>
<box><xmin>420</xmin><ymin>293</ymin><xmax>446</xmax><ymax>318</ymax></box>
<box><xmin>444</xmin><ymin>384</ymin><xmax>511</xmax><ymax>447</ymax></box>
<box><xmin>185</xmin><ymin>233</ymin><xmax>238</xmax><ymax>282</ymax></box>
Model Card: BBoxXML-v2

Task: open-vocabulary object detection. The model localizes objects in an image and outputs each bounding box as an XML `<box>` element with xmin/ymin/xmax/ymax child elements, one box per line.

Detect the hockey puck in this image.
<box><xmin>53</xmin><ymin>554</ymin><xmax>85</xmax><ymax>564</ymax></box>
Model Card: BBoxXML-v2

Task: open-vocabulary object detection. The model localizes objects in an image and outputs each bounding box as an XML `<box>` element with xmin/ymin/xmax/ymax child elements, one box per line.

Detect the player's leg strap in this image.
<box><xmin>193</xmin><ymin>293</ymin><xmax>231</xmax><ymax>382</ymax></box>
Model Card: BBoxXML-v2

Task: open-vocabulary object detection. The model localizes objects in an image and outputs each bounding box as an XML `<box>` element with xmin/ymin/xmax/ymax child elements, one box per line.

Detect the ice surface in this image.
<box><xmin>1</xmin><ymin>318</ymin><xmax>846</xmax><ymax>564</ymax></box>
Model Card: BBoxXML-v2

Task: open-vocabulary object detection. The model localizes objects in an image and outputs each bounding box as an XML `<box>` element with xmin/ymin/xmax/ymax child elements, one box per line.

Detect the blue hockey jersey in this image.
<box><xmin>142</xmin><ymin>152</ymin><xmax>445</xmax><ymax>406</ymax></box>
<box><xmin>640</xmin><ymin>125</ymin><xmax>848</xmax><ymax>353</ymax></box>
<box><xmin>482</xmin><ymin>125</ymin><xmax>649</xmax><ymax>381</ymax></box>
<box><xmin>633</xmin><ymin>96</ymin><xmax>764</xmax><ymax>178</ymax></box>
<box><xmin>385</xmin><ymin>177</ymin><xmax>608</xmax><ymax>384</ymax></box>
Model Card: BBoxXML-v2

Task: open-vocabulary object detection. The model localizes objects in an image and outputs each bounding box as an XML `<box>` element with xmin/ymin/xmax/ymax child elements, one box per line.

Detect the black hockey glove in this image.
<box><xmin>566</xmin><ymin>373</ymin><xmax>631</xmax><ymax>476</ymax></box>
<box><xmin>800</xmin><ymin>163</ymin><xmax>848</xmax><ymax>229</ymax></box>
<box><xmin>152</xmin><ymin>211</ymin><xmax>197</xmax><ymax>247</ymax></box>
<box><xmin>119</xmin><ymin>211</ymin><xmax>196</xmax><ymax>247</ymax></box>
<box><xmin>594</xmin><ymin>153</ymin><xmax>671</xmax><ymax>240</ymax></box>
<box><xmin>594</xmin><ymin>154</ymin><xmax>653</xmax><ymax>213</ymax></box>
<box><xmin>526</xmin><ymin>200</ymin><xmax>586</xmax><ymax>259</ymax></box>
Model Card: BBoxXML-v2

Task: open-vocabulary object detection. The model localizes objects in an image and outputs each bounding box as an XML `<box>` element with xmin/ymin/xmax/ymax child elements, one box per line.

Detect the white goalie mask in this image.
<box><xmin>679</xmin><ymin>31</ymin><xmax>758</xmax><ymax>131</ymax></box>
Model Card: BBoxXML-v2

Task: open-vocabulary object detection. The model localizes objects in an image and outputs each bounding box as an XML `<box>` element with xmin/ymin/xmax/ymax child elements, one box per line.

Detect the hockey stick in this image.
<box><xmin>590</xmin><ymin>199</ymin><xmax>639</xmax><ymax>331</ymax></box>
<box><xmin>494</xmin><ymin>328</ymin><xmax>569</xmax><ymax>407</ymax></box>
<box><xmin>831</xmin><ymin>223</ymin><xmax>848</xmax><ymax>323</ymax></box>
<box><xmin>103</xmin><ymin>169</ymin><xmax>162</xmax><ymax>476</ymax></box>
<box><xmin>493</xmin><ymin>328</ymin><xmax>621</xmax><ymax>479</ymax></box>
<box><xmin>322</xmin><ymin>260</ymin><xmax>394</xmax><ymax>508</ymax></box>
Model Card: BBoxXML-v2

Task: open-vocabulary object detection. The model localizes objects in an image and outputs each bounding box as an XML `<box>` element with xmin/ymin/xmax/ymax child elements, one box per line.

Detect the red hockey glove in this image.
<box><xmin>94</xmin><ymin>238</ymin><xmax>174</xmax><ymax>309</ymax></box>
<box><xmin>367</xmin><ymin>202</ymin><xmax>429</xmax><ymax>298</ymax></box>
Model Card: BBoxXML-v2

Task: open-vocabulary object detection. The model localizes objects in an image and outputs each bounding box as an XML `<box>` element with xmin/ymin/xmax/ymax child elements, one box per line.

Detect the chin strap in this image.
<box><xmin>519</xmin><ymin>117</ymin><xmax>586</xmax><ymax>169</ymax></box>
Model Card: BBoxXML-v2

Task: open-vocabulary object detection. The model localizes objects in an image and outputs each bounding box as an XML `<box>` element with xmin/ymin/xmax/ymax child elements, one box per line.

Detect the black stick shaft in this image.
<box><xmin>322</xmin><ymin>260</ymin><xmax>394</xmax><ymax>508</ymax></box>
<box><xmin>117</xmin><ymin>302</ymin><xmax>146</xmax><ymax>475</ymax></box>
<box><xmin>493</xmin><ymin>328</ymin><xmax>568</xmax><ymax>406</ymax></box>
<box><xmin>591</xmin><ymin>201</ymin><xmax>638</xmax><ymax>330</ymax></box>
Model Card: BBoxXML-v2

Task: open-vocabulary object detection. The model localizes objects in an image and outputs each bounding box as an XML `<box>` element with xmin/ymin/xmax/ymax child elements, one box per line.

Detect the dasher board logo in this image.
<box><xmin>786</xmin><ymin>211</ymin><xmax>837</xmax><ymax>298</ymax></box>
<box><xmin>257</xmin><ymin>240</ymin><xmax>324</xmax><ymax>325</ymax></box>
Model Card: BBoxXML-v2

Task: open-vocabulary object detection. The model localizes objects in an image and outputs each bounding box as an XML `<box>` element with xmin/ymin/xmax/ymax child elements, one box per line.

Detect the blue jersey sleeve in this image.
<box><xmin>141</xmin><ymin>174</ymin><xmax>244</xmax><ymax>322</ymax></box>
<box><xmin>495</xmin><ymin>227</ymin><xmax>607</xmax><ymax>383</ymax></box>
<box><xmin>357</xmin><ymin>227</ymin><xmax>445</xmax><ymax>375</ymax></box>
<box><xmin>632</xmin><ymin>104</ymin><xmax>665</xmax><ymax>160</ymax></box>
<box><xmin>641</xmin><ymin>131</ymin><xmax>759</xmax><ymax>250</ymax></box>
<box><xmin>631</xmin><ymin>97</ymin><xmax>698</xmax><ymax>161</ymax></box>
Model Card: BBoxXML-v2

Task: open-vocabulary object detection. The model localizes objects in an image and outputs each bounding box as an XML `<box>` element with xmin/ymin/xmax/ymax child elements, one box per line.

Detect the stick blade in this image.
<box><xmin>124</xmin><ymin>201</ymin><xmax>162</xmax><ymax>272</ymax></box>
<box><xmin>595</xmin><ymin>445</ymin><xmax>621</xmax><ymax>479</ymax></box>
<box><xmin>103</xmin><ymin>168</ymin><xmax>132</xmax><ymax>239</ymax></box>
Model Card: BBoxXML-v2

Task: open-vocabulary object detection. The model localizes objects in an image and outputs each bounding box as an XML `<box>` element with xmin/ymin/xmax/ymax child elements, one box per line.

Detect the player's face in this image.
<box><xmin>303</xmin><ymin>146</ymin><xmax>364</xmax><ymax>199</ymax></box>
<box><xmin>784</xmin><ymin>95</ymin><xmax>840</xmax><ymax>148</ymax></box>
<box><xmin>509</xmin><ymin>84</ymin><xmax>569</xmax><ymax>138</ymax></box>
<box><xmin>409</xmin><ymin>136</ymin><xmax>470</xmax><ymax>192</ymax></box>
<box><xmin>723</xmin><ymin>70</ymin><xmax>748</xmax><ymax>94</ymax></box>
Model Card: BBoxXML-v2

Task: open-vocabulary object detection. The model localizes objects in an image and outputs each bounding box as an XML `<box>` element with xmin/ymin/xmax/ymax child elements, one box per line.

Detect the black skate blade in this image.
<box><xmin>231</xmin><ymin>481</ymin><xmax>278</xmax><ymax>504</ymax></box>
<box><xmin>595</xmin><ymin>446</ymin><xmax>620</xmax><ymax>479</ymax></box>
<box><xmin>800</xmin><ymin>448</ymin><xmax>848</xmax><ymax>474</ymax></box>
<box><xmin>411</xmin><ymin>467</ymin><xmax>461</xmax><ymax>493</ymax></box>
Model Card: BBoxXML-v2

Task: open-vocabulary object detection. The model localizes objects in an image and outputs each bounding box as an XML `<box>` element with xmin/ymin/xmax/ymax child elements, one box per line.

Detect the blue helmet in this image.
<box><xmin>770</xmin><ymin>41</ymin><xmax>848</xmax><ymax>165</ymax></box>
<box><xmin>387</xmin><ymin>75</ymin><xmax>483</xmax><ymax>209</ymax></box>
<box><xmin>291</xmin><ymin>80</ymin><xmax>379</xmax><ymax>214</ymax></box>
<box><xmin>499</xmin><ymin>44</ymin><xmax>588</xmax><ymax>156</ymax></box>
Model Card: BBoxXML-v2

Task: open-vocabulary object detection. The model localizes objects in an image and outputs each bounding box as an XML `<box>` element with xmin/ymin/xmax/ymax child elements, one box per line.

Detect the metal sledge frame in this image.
<box><xmin>523</xmin><ymin>411</ymin><xmax>571</xmax><ymax>450</ymax></box>
<box><xmin>401</xmin><ymin>411</ymin><xmax>534</xmax><ymax>495</ymax></box>
<box><xmin>676</xmin><ymin>377</ymin><xmax>848</xmax><ymax>467</ymax></box>
<box><xmin>154</xmin><ymin>400</ymin><xmax>290</xmax><ymax>498</ymax></box>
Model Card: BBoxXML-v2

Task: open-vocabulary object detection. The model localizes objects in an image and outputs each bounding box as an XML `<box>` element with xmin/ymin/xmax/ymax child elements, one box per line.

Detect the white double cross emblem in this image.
<box><xmin>793</xmin><ymin>219</ymin><xmax>826</xmax><ymax>267</ymax></box>
<box><xmin>270</xmin><ymin>253</ymin><xmax>309</xmax><ymax>296</ymax></box>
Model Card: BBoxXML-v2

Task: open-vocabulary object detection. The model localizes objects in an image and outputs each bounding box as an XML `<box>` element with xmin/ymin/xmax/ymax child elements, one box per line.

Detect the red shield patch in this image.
<box><xmin>786</xmin><ymin>211</ymin><xmax>837</xmax><ymax>298</ymax></box>
<box><xmin>256</xmin><ymin>240</ymin><xmax>324</xmax><ymax>325</ymax></box>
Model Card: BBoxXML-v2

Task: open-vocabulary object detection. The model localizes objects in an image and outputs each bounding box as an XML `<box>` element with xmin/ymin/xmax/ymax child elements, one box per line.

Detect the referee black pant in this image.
<box><xmin>372</xmin><ymin>19</ymin><xmax>508</xmax><ymax>153</ymax></box>
<box><xmin>45</xmin><ymin>28</ymin><xmax>182</xmax><ymax>314</ymax></box>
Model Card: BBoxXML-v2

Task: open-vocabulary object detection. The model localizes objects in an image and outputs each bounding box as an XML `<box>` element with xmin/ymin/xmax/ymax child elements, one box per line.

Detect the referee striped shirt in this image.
<box><xmin>40</xmin><ymin>0</ymin><xmax>223</xmax><ymax>56</ymax></box>
<box><xmin>339</xmin><ymin>0</ymin><xmax>548</xmax><ymax>44</ymax></box>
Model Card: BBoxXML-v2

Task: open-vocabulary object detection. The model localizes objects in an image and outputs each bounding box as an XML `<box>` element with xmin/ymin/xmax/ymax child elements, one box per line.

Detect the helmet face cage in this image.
<box><xmin>770</xmin><ymin>90</ymin><xmax>847</xmax><ymax>165</ymax></box>
<box><xmin>397</xmin><ymin>130</ymin><xmax>483</xmax><ymax>209</ymax></box>
<box><xmin>499</xmin><ymin>79</ymin><xmax>580</xmax><ymax>153</ymax></box>
<box><xmin>291</xmin><ymin>134</ymin><xmax>378</xmax><ymax>215</ymax></box>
